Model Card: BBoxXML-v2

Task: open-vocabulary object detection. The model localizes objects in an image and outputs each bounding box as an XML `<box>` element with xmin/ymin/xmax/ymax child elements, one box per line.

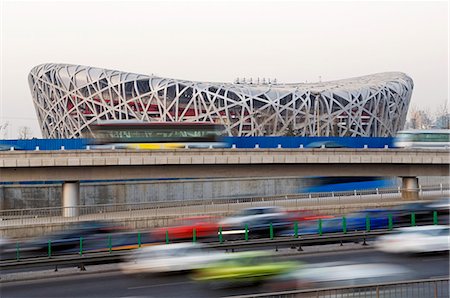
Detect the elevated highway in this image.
<box><xmin>1</xmin><ymin>148</ymin><xmax>448</xmax><ymax>215</ymax></box>
<box><xmin>0</xmin><ymin>148</ymin><xmax>448</xmax><ymax>181</ymax></box>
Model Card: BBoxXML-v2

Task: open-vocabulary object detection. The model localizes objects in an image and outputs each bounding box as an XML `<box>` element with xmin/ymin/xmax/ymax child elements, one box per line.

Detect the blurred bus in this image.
<box><xmin>300</xmin><ymin>177</ymin><xmax>397</xmax><ymax>193</ymax></box>
<box><xmin>82</xmin><ymin>121</ymin><xmax>228</xmax><ymax>149</ymax></box>
<box><xmin>394</xmin><ymin>129</ymin><xmax>450</xmax><ymax>149</ymax></box>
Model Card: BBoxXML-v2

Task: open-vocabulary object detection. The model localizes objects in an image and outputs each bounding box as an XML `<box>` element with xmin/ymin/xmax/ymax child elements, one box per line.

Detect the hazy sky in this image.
<box><xmin>0</xmin><ymin>0</ymin><xmax>448</xmax><ymax>138</ymax></box>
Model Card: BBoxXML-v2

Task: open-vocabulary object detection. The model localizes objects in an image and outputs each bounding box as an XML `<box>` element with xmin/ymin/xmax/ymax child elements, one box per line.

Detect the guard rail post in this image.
<box><xmin>388</xmin><ymin>214</ymin><xmax>393</xmax><ymax>231</ymax></box>
<box><xmin>433</xmin><ymin>211</ymin><xmax>438</xmax><ymax>225</ymax></box>
<box><xmin>165</xmin><ymin>231</ymin><xmax>169</xmax><ymax>244</ymax></box>
<box><xmin>342</xmin><ymin>216</ymin><xmax>347</xmax><ymax>234</ymax></box>
<box><xmin>219</xmin><ymin>226</ymin><xmax>223</xmax><ymax>244</ymax></box>
<box><xmin>245</xmin><ymin>224</ymin><xmax>249</xmax><ymax>241</ymax></box>
<box><xmin>366</xmin><ymin>215</ymin><xmax>371</xmax><ymax>232</ymax></box>
<box><xmin>138</xmin><ymin>232</ymin><xmax>141</xmax><ymax>248</ymax></box>
<box><xmin>294</xmin><ymin>221</ymin><xmax>298</xmax><ymax>238</ymax></box>
<box><xmin>411</xmin><ymin>212</ymin><xmax>416</xmax><ymax>226</ymax></box>
<box><xmin>193</xmin><ymin>228</ymin><xmax>197</xmax><ymax>243</ymax></box>
<box><xmin>270</xmin><ymin>223</ymin><xmax>274</xmax><ymax>240</ymax></box>
<box><xmin>318</xmin><ymin>219</ymin><xmax>322</xmax><ymax>236</ymax></box>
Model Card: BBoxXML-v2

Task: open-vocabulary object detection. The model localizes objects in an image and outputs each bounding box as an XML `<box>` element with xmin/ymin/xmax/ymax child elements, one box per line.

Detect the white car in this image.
<box><xmin>375</xmin><ymin>225</ymin><xmax>450</xmax><ymax>254</ymax></box>
<box><xmin>270</xmin><ymin>262</ymin><xmax>410</xmax><ymax>290</ymax></box>
<box><xmin>219</xmin><ymin>206</ymin><xmax>285</xmax><ymax>226</ymax></box>
<box><xmin>120</xmin><ymin>243</ymin><xmax>231</xmax><ymax>274</ymax></box>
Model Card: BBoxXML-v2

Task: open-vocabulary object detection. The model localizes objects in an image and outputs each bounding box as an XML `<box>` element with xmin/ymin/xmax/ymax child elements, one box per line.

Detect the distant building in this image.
<box><xmin>29</xmin><ymin>63</ymin><xmax>413</xmax><ymax>138</ymax></box>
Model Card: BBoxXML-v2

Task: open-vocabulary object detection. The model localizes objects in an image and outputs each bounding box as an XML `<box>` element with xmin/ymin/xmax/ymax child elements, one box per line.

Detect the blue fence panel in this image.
<box><xmin>0</xmin><ymin>137</ymin><xmax>393</xmax><ymax>151</ymax></box>
<box><xmin>224</xmin><ymin>136</ymin><xmax>394</xmax><ymax>149</ymax></box>
<box><xmin>0</xmin><ymin>139</ymin><xmax>88</xmax><ymax>151</ymax></box>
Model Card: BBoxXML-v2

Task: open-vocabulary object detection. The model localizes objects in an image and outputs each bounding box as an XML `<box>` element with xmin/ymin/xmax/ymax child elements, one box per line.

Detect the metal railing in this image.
<box><xmin>1</xmin><ymin>229</ymin><xmax>385</xmax><ymax>264</ymax></box>
<box><xmin>0</xmin><ymin>185</ymin><xmax>448</xmax><ymax>227</ymax></box>
<box><xmin>228</xmin><ymin>277</ymin><xmax>450</xmax><ymax>298</ymax></box>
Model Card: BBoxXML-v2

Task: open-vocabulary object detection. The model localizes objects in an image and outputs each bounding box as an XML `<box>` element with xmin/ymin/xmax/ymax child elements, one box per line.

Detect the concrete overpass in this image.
<box><xmin>1</xmin><ymin>148</ymin><xmax>449</xmax><ymax>215</ymax></box>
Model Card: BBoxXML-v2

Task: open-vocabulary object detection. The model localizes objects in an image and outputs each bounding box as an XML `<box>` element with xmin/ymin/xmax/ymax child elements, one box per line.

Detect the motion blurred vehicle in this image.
<box><xmin>285</xmin><ymin>210</ymin><xmax>334</xmax><ymax>223</ymax></box>
<box><xmin>151</xmin><ymin>216</ymin><xmax>220</xmax><ymax>242</ymax></box>
<box><xmin>428</xmin><ymin>198</ymin><xmax>450</xmax><ymax>224</ymax></box>
<box><xmin>300</xmin><ymin>176</ymin><xmax>397</xmax><ymax>193</ymax></box>
<box><xmin>375</xmin><ymin>225</ymin><xmax>450</xmax><ymax>254</ymax></box>
<box><xmin>0</xmin><ymin>237</ymin><xmax>14</xmax><ymax>260</ymax></box>
<box><xmin>120</xmin><ymin>243</ymin><xmax>230</xmax><ymax>274</ymax></box>
<box><xmin>220</xmin><ymin>207</ymin><xmax>286</xmax><ymax>226</ymax></box>
<box><xmin>82</xmin><ymin>120</ymin><xmax>228</xmax><ymax>149</ymax></box>
<box><xmin>394</xmin><ymin>129</ymin><xmax>450</xmax><ymax>149</ymax></box>
<box><xmin>392</xmin><ymin>198</ymin><xmax>450</xmax><ymax>226</ymax></box>
<box><xmin>283</xmin><ymin>209</ymin><xmax>394</xmax><ymax>236</ymax></box>
<box><xmin>219</xmin><ymin>207</ymin><xmax>292</xmax><ymax>240</ymax></box>
<box><xmin>305</xmin><ymin>141</ymin><xmax>348</xmax><ymax>148</ymax></box>
<box><xmin>268</xmin><ymin>262</ymin><xmax>410</xmax><ymax>290</ymax></box>
<box><xmin>192</xmin><ymin>250</ymin><xmax>298</xmax><ymax>286</ymax></box>
<box><xmin>17</xmin><ymin>221</ymin><xmax>128</xmax><ymax>257</ymax></box>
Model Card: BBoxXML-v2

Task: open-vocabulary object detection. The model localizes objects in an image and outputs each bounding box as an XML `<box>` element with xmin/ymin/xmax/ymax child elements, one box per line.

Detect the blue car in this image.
<box><xmin>285</xmin><ymin>209</ymin><xmax>395</xmax><ymax>236</ymax></box>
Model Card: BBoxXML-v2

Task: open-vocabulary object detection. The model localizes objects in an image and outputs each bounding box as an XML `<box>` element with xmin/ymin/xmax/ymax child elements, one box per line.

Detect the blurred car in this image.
<box><xmin>428</xmin><ymin>198</ymin><xmax>450</xmax><ymax>224</ymax></box>
<box><xmin>268</xmin><ymin>261</ymin><xmax>410</xmax><ymax>290</ymax></box>
<box><xmin>283</xmin><ymin>209</ymin><xmax>394</xmax><ymax>236</ymax></box>
<box><xmin>0</xmin><ymin>237</ymin><xmax>15</xmax><ymax>260</ymax></box>
<box><xmin>305</xmin><ymin>141</ymin><xmax>348</xmax><ymax>148</ymax></box>
<box><xmin>375</xmin><ymin>225</ymin><xmax>450</xmax><ymax>254</ymax></box>
<box><xmin>192</xmin><ymin>250</ymin><xmax>298</xmax><ymax>286</ymax></box>
<box><xmin>219</xmin><ymin>207</ymin><xmax>292</xmax><ymax>240</ymax></box>
<box><xmin>392</xmin><ymin>199</ymin><xmax>450</xmax><ymax>226</ymax></box>
<box><xmin>285</xmin><ymin>210</ymin><xmax>334</xmax><ymax>223</ymax></box>
<box><xmin>120</xmin><ymin>243</ymin><xmax>230</xmax><ymax>274</ymax></box>
<box><xmin>151</xmin><ymin>216</ymin><xmax>220</xmax><ymax>242</ymax></box>
<box><xmin>19</xmin><ymin>221</ymin><xmax>128</xmax><ymax>256</ymax></box>
<box><xmin>220</xmin><ymin>207</ymin><xmax>286</xmax><ymax>226</ymax></box>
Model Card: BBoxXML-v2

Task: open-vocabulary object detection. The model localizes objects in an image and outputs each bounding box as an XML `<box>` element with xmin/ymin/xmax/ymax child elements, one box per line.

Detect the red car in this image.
<box><xmin>151</xmin><ymin>216</ymin><xmax>220</xmax><ymax>242</ymax></box>
<box><xmin>286</xmin><ymin>210</ymin><xmax>334</xmax><ymax>223</ymax></box>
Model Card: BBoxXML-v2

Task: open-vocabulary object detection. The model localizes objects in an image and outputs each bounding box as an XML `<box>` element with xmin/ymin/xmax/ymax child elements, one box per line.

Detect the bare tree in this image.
<box><xmin>434</xmin><ymin>101</ymin><xmax>450</xmax><ymax>129</ymax></box>
<box><xmin>407</xmin><ymin>105</ymin><xmax>434</xmax><ymax>129</ymax></box>
<box><xmin>17</xmin><ymin>126</ymin><xmax>32</xmax><ymax>139</ymax></box>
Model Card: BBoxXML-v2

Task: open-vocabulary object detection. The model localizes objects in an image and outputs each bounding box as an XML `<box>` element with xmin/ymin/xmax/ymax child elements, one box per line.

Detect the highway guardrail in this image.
<box><xmin>0</xmin><ymin>230</ymin><xmax>393</xmax><ymax>270</ymax></box>
<box><xmin>226</xmin><ymin>277</ymin><xmax>450</xmax><ymax>298</ymax></box>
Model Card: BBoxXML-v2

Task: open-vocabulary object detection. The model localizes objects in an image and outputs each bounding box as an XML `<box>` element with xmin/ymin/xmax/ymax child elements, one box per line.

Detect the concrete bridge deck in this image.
<box><xmin>0</xmin><ymin>148</ymin><xmax>448</xmax><ymax>182</ymax></box>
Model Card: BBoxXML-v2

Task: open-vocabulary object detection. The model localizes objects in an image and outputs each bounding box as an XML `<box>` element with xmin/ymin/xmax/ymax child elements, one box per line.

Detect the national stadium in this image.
<box><xmin>28</xmin><ymin>63</ymin><xmax>413</xmax><ymax>139</ymax></box>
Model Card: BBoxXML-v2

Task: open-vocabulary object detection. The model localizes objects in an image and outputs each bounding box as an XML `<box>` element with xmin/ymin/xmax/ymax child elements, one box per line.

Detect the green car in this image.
<box><xmin>192</xmin><ymin>251</ymin><xmax>299</xmax><ymax>285</ymax></box>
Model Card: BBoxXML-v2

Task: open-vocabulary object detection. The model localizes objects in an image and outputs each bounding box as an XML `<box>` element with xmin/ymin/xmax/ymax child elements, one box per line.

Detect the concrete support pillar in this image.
<box><xmin>62</xmin><ymin>181</ymin><xmax>80</xmax><ymax>217</ymax></box>
<box><xmin>401</xmin><ymin>176</ymin><xmax>419</xmax><ymax>201</ymax></box>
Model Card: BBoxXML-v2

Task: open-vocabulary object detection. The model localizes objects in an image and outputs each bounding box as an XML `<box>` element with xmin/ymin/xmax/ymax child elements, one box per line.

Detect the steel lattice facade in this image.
<box><xmin>28</xmin><ymin>63</ymin><xmax>413</xmax><ymax>138</ymax></box>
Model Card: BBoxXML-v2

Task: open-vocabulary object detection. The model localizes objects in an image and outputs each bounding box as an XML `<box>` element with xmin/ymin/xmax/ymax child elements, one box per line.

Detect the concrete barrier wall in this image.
<box><xmin>1</xmin><ymin>176</ymin><xmax>447</xmax><ymax>210</ymax></box>
<box><xmin>0</xmin><ymin>177</ymin><xmax>308</xmax><ymax>209</ymax></box>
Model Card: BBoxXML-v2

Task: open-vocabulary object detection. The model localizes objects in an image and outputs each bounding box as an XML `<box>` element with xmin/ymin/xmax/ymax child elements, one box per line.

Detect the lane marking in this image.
<box><xmin>128</xmin><ymin>281</ymin><xmax>192</xmax><ymax>290</ymax></box>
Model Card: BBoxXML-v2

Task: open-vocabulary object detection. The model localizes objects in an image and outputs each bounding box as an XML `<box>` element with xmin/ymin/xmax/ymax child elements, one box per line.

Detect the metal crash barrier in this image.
<box><xmin>227</xmin><ymin>277</ymin><xmax>450</xmax><ymax>298</ymax></box>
